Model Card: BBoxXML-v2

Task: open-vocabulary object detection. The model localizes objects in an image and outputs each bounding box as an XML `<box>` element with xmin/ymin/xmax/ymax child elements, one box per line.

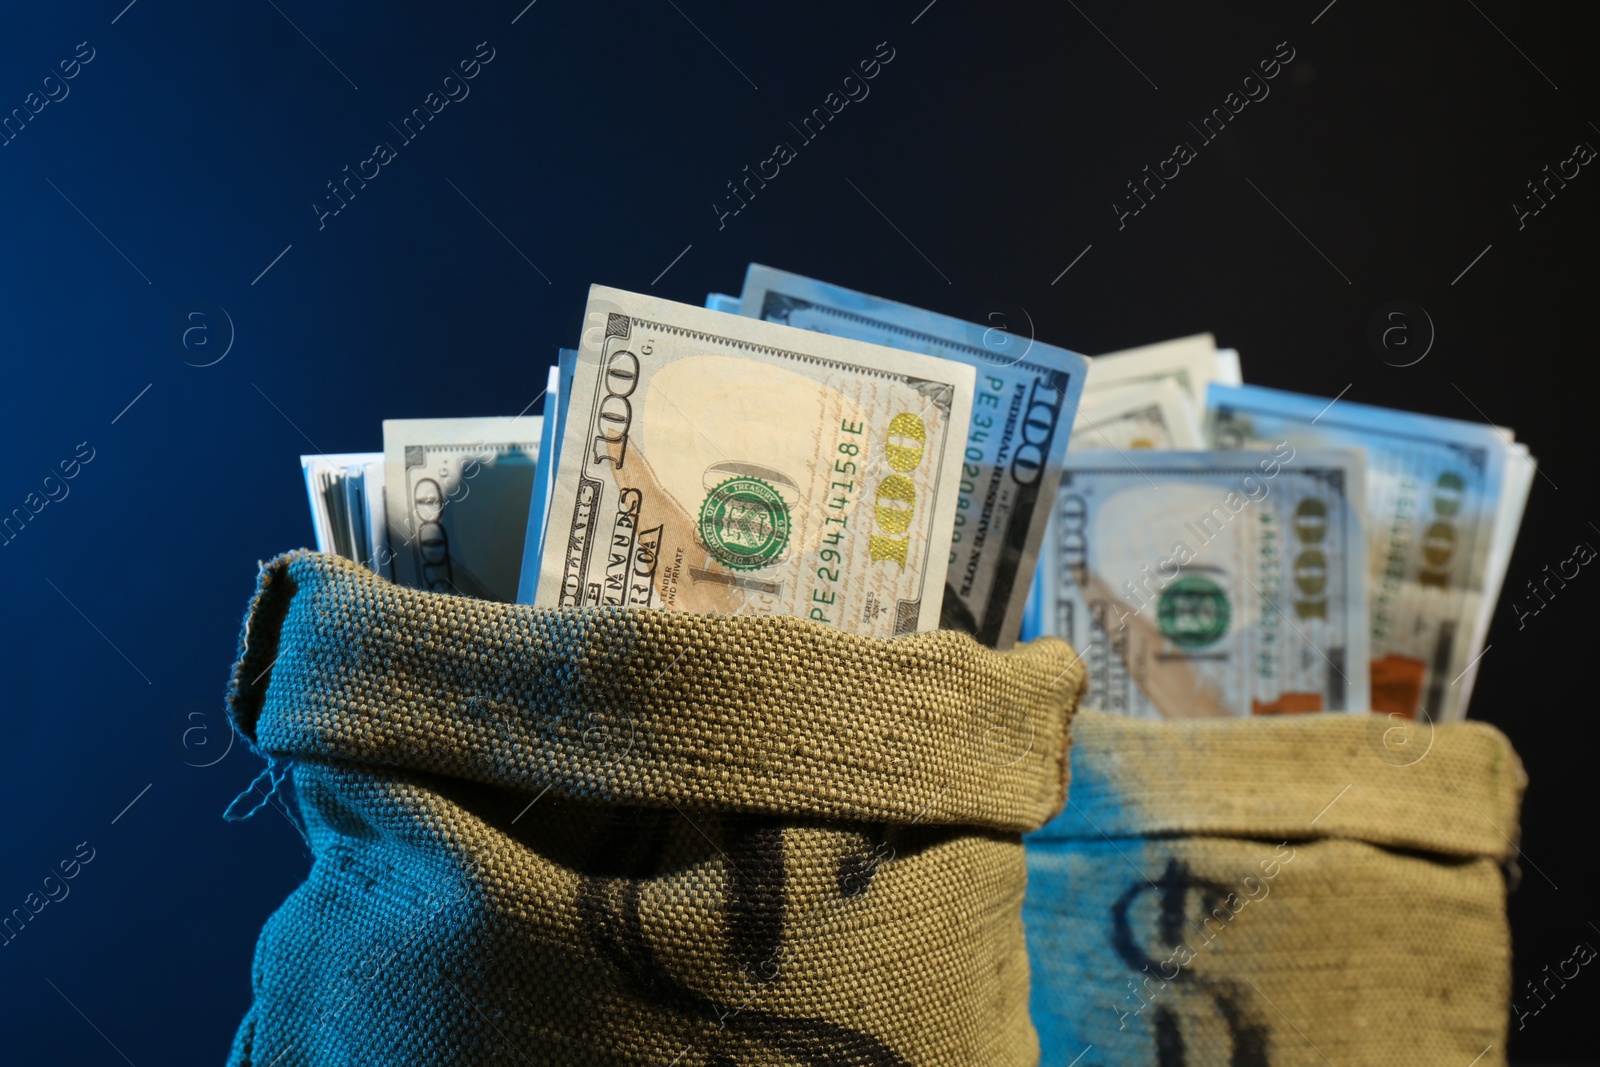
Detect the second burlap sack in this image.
<box><xmin>1026</xmin><ymin>708</ymin><xmax>1527</xmax><ymax>1067</ymax></box>
<box><xmin>223</xmin><ymin>551</ymin><xmax>1088</xmax><ymax>1066</ymax></box>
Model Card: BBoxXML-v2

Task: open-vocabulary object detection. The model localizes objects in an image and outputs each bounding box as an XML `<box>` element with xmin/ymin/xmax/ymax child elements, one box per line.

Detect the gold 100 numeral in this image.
<box><xmin>1417</xmin><ymin>471</ymin><xmax>1465</xmax><ymax>589</ymax></box>
<box><xmin>1292</xmin><ymin>498</ymin><xmax>1329</xmax><ymax>618</ymax></box>
<box><xmin>868</xmin><ymin>412</ymin><xmax>927</xmax><ymax>568</ymax></box>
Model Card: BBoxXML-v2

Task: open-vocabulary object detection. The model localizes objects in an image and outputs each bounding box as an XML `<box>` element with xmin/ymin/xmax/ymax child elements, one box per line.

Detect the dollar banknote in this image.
<box><xmin>1484</xmin><ymin>440</ymin><xmax>1535</xmax><ymax>646</ymax></box>
<box><xmin>301</xmin><ymin>452</ymin><xmax>388</xmax><ymax>578</ymax></box>
<box><xmin>534</xmin><ymin>284</ymin><xmax>975</xmax><ymax>636</ymax></box>
<box><xmin>737</xmin><ymin>263</ymin><xmax>1087</xmax><ymax>648</ymax></box>
<box><xmin>1035</xmin><ymin>448</ymin><xmax>1370</xmax><ymax>717</ymax></box>
<box><xmin>1068</xmin><ymin>380</ymin><xmax>1203</xmax><ymax>452</ymax></box>
<box><xmin>517</xmin><ymin>353</ymin><xmax>577</xmax><ymax>603</ymax></box>
<box><xmin>1024</xmin><ymin>382</ymin><xmax>1203</xmax><ymax>640</ymax></box>
<box><xmin>383</xmin><ymin>417</ymin><xmax>541</xmax><ymax>602</ymax></box>
<box><xmin>1206</xmin><ymin>384</ymin><xmax>1531</xmax><ymax>722</ymax></box>
<box><xmin>1214</xmin><ymin>347</ymin><xmax>1243</xmax><ymax>386</ymax></box>
<box><xmin>1085</xmin><ymin>333</ymin><xmax>1219</xmax><ymax>411</ymax></box>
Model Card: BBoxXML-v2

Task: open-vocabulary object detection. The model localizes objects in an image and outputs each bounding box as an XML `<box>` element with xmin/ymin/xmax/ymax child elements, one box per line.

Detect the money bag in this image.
<box><xmin>1025</xmin><ymin>709</ymin><xmax>1526</xmax><ymax>1067</ymax></box>
<box><xmin>222</xmin><ymin>551</ymin><xmax>1087</xmax><ymax>1066</ymax></box>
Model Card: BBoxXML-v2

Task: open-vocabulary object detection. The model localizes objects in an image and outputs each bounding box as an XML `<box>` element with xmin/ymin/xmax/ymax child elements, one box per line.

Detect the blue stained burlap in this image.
<box><xmin>1023</xmin><ymin>708</ymin><xmax>1526</xmax><ymax>1067</ymax></box>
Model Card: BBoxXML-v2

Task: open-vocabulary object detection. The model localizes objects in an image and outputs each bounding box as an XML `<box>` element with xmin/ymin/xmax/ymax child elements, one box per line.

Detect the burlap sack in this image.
<box><xmin>1025</xmin><ymin>709</ymin><xmax>1526</xmax><ymax>1067</ymax></box>
<box><xmin>223</xmin><ymin>551</ymin><xmax>1087</xmax><ymax>1066</ymax></box>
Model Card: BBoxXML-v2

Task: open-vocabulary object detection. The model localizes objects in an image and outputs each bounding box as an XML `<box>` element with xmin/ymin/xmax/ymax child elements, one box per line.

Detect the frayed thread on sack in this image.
<box><xmin>223</xmin><ymin>758</ymin><xmax>293</xmax><ymax>823</ymax></box>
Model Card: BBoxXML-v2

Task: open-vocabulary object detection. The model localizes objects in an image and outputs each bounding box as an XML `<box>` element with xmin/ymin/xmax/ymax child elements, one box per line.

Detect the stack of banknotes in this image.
<box><xmin>301</xmin><ymin>265</ymin><xmax>1535</xmax><ymax>723</ymax></box>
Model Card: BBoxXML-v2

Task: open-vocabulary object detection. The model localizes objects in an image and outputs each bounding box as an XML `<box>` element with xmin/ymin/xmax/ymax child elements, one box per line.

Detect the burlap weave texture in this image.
<box><xmin>1025</xmin><ymin>709</ymin><xmax>1527</xmax><ymax>1067</ymax></box>
<box><xmin>224</xmin><ymin>551</ymin><xmax>1087</xmax><ymax>1066</ymax></box>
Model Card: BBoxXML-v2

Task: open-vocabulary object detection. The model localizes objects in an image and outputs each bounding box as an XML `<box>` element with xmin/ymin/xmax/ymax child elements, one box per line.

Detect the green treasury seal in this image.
<box><xmin>1157</xmin><ymin>575</ymin><xmax>1231</xmax><ymax>648</ymax></box>
<box><xmin>698</xmin><ymin>476</ymin><xmax>791</xmax><ymax>570</ymax></box>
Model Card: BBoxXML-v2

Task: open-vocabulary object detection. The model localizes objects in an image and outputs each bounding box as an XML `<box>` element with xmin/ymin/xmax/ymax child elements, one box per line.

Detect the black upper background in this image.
<box><xmin>0</xmin><ymin>0</ymin><xmax>1593</xmax><ymax>1061</ymax></box>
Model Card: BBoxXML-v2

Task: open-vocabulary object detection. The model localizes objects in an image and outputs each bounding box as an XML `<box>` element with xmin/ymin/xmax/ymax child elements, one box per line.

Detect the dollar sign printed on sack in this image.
<box><xmin>576</xmin><ymin>812</ymin><xmax>913</xmax><ymax>1065</ymax></box>
<box><xmin>1108</xmin><ymin>859</ymin><xmax>1272</xmax><ymax>1066</ymax></box>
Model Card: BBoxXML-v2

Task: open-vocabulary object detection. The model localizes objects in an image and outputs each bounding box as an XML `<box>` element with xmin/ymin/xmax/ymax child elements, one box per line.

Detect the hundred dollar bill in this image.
<box><xmin>383</xmin><ymin>417</ymin><xmax>541</xmax><ymax>602</ymax></box>
<box><xmin>517</xmin><ymin>353</ymin><xmax>578</xmax><ymax>603</ymax></box>
<box><xmin>738</xmin><ymin>263</ymin><xmax>1087</xmax><ymax>648</ymax></box>
<box><xmin>535</xmin><ymin>284</ymin><xmax>975</xmax><ymax>636</ymax></box>
<box><xmin>1085</xmin><ymin>333</ymin><xmax>1218</xmax><ymax>412</ymax></box>
<box><xmin>1206</xmin><ymin>384</ymin><xmax>1528</xmax><ymax>722</ymax></box>
<box><xmin>1036</xmin><ymin>449</ymin><xmax>1370</xmax><ymax>718</ymax></box>
<box><xmin>1068</xmin><ymin>380</ymin><xmax>1203</xmax><ymax>452</ymax></box>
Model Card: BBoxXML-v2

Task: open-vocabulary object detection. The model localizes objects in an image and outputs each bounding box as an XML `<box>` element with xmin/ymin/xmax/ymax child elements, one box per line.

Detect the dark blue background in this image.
<box><xmin>1</xmin><ymin>1</ymin><xmax>1594</xmax><ymax>1061</ymax></box>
